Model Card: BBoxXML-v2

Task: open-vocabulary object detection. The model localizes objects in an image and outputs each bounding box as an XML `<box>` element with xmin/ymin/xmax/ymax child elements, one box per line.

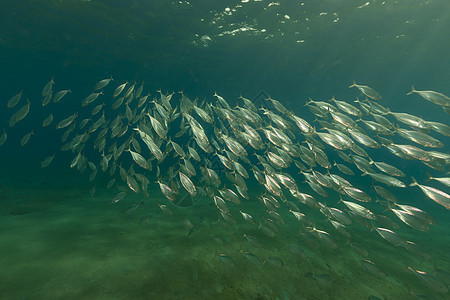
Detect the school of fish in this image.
<box><xmin>2</xmin><ymin>78</ymin><xmax>449</xmax><ymax>296</ymax></box>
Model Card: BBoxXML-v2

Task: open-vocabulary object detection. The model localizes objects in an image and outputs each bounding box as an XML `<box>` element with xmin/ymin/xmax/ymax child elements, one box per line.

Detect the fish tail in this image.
<box><xmin>304</xmin><ymin>98</ymin><xmax>314</xmax><ymax>106</ymax></box>
<box><xmin>406</xmin><ymin>85</ymin><xmax>416</xmax><ymax>96</ymax></box>
<box><xmin>409</xmin><ymin>176</ymin><xmax>418</xmax><ymax>187</ymax></box>
<box><xmin>349</xmin><ymin>80</ymin><xmax>357</xmax><ymax>88</ymax></box>
<box><xmin>369</xmin><ymin>222</ymin><xmax>375</xmax><ymax>232</ymax></box>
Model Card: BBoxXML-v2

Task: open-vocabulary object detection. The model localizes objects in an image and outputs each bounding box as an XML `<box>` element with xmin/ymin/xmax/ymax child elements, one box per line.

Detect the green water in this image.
<box><xmin>1</xmin><ymin>167</ymin><xmax>449</xmax><ymax>299</ymax></box>
<box><xmin>1</xmin><ymin>1</ymin><xmax>449</xmax><ymax>299</ymax></box>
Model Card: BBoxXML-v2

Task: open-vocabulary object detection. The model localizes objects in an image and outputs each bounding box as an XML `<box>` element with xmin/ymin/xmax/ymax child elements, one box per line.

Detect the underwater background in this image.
<box><xmin>0</xmin><ymin>1</ymin><xmax>449</xmax><ymax>299</ymax></box>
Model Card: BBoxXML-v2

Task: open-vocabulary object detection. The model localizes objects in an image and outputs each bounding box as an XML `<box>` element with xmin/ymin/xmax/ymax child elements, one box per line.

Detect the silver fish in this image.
<box><xmin>20</xmin><ymin>131</ymin><xmax>33</xmax><ymax>146</ymax></box>
<box><xmin>56</xmin><ymin>112</ymin><xmax>78</xmax><ymax>129</ymax></box>
<box><xmin>408</xmin><ymin>267</ymin><xmax>448</xmax><ymax>294</ymax></box>
<box><xmin>53</xmin><ymin>89</ymin><xmax>71</xmax><ymax>103</ymax></box>
<box><xmin>363</xmin><ymin>172</ymin><xmax>406</xmax><ymax>187</ymax></box>
<box><xmin>410</xmin><ymin>177</ymin><xmax>450</xmax><ymax>209</ymax></box>
<box><xmin>407</xmin><ymin>86</ymin><xmax>450</xmax><ymax>107</ymax></box>
<box><xmin>82</xmin><ymin>92</ymin><xmax>103</xmax><ymax>107</ymax></box>
<box><xmin>128</xmin><ymin>149</ymin><xmax>150</xmax><ymax>170</ymax></box>
<box><xmin>42</xmin><ymin>114</ymin><xmax>54</xmax><ymax>127</ymax></box>
<box><xmin>342</xmin><ymin>200</ymin><xmax>375</xmax><ymax>220</ymax></box>
<box><xmin>7</xmin><ymin>90</ymin><xmax>22</xmax><ymax>108</ymax></box>
<box><xmin>369</xmin><ymin>160</ymin><xmax>405</xmax><ymax>177</ymax></box>
<box><xmin>179</xmin><ymin>171</ymin><xmax>197</xmax><ymax>196</ymax></box>
<box><xmin>349</xmin><ymin>81</ymin><xmax>382</xmax><ymax>100</ymax></box>
<box><xmin>9</xmin><ymin>99</ymin><xmax>30</xmax><ymax>127</ymax></box>
<box><xmin>113</xmin><ymin>82</ymin><xmax>128</xmax><ymax>98</ymax></box>
<box><xmin>94</xmin><ymin>76</ymin><xmax>113</xmax><ymax>91</ymax></box>
<box><xmin>127</xmin><ymin>174</ymin><xmax>141</xmax><ymax>193</ymax></box>
<box><xmin>375</xmin><ymin>227</ymin><xmax>406</xmax><ymax>247</ymax></box>
<box><xmin>0</xmin><ymin>131</ymin><xmax>7</xmax><ymax>147</ymax></box>
<box><xmin>40</xmin><ymin>154</ymin><xmax>55</xmax><ymax>168</ymax></box>
<box><xmin>42</xmin><ymin>77</ymin><xmax>54</xmax><ymax>98</ymax></box>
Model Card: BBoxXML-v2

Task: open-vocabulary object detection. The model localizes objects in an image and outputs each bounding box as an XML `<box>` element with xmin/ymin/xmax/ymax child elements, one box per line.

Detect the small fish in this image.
<box><xmin>40</xmin><ymin>154</ymin><xmax>55</xmax><ymax>168</ymax></box>
<box><xmin>126</xmin><ymin>201</ymin><xmax>144</xmax><ymax>215</ymax></box>
<box><xmin>127</xmin><ymin>174</ymin><xmax>141</xmax><ymax>193</ymax></box>
<box><xmin>181</xmin><ymin>218</ymin><xmax>194</xmax><ymax>230</ymax></box>
<box><xmin>362</xmin><ymin>172</ymin><xmax>406</xmax><ymax>188</ymax></box>
<box><xmin>179</xmin><ymin>171</ymin><xmax>197</xmax><ymax>196</ymax></box>
<box><xmin>82</xmin><ymin>91</ymin><xmax>103</xmax><ymax>107</ymax></box>
<box><xmin>113</xmin><ymin>82</ymin><xmax>128</xmax><ymax>98</ymax></box>
<box><xmin>111</xmin><ymin>191</ymin><xmax>126</xmax><ymax>203</ymax></box>
<box><xmin>239</xmin><ymin>211</ymin><xmax>256</xmax><ymax>225</ymax></box>
<box><xmin>243</xmin><ymin>234</ymin><xmax>262</xmax><ymax>248</ymax></box>
<box><xmin>427</xmin><ymin>175</ymin><xmax>450</xmax><ymax>187</ymax></box>
<box><xmin>264</xmin><ymin>256</ymin><xmax>284</xmax><ymax>268</ymax></box>
<box><xmin>213</xmin><ymin>195</ymin><xmax>229</xmax><ymax>214</ymax></box>
<box><xmin>342</xmin><ymin>186</ymin><xmax>372</xmax><ymax>202</ymax></box>
<box><xmin>410</xmin><ymin>177</ymin><xmax>450</xmax><ymax>209</ymax></box>
<box><xmin>91</xmin><ymin>103</ymin><xmax>105</xmax><ymax>116</ymax></box>
<box><xmin>7</xmin><ymin>90</ymin><xmax>22</xmax><ymax>108</ymax></box>
<box><xmin>42</xmin><ymin>114</ymin><xmax>54</xmax><ymax>127</ymax></box>
<box><xmin>147</xmin><ymin>113</ymin><xmax>167</xmax><ymax>139</ymax></box>
<box><xmin>124</xmin><ymin>82</ymin><xmax>135</xmax><ymax>99</ymax></box>
<box><xmin>240</xmin><ymin>251</ymin><xmax>261</xmax><ymax>265</ymax></box>
<box><xmin>20</xmin><ymin>130</ymin><xmax>33</xmax><ymax>146</ymax></box>
<box><xmin>42</xmin><ymin>92</ymin><xmax>52</xmax><ymax>107</ymax></box>
<box><xmin>89</xmin><ymin>186</ymin><xmax>96</xmax><ymax>197</ymax></box>
<box><xmin>94</xmin><ymin>76</ymin><xmax>113</xmax><ymax>91</ymax></box>
<box><xmin>391</xmin><ymin>208</ymin><xmax>430</xmax><ymax>231</ymax></box>
<box><xmin>136</xmin><ymin>128</ymin><xmax>164</xmax><ymax>161</ymax></box>
<box><xmin>218</xmin><ymin>254</ymin><xmax>235</xmax><ymax>266</ymax></box>
<box><xmin>408</xmin><ymin>267</ymin><xmax>448</xmax><ymax>294</ymax></box>
<box><xmin>388</xmin><ymin>112</ymin><xmax>429</xmax><ymax>129</ymax></box>
<box><xmin>52</xmin><ymin>89</ymin><xmax>71</xmax><ymax>103</ymax></box>
<box><xmin>397</xmin><ymin>128</ymin><xmax>444</xmax><ymax>148</ymax></box>
<box><xmin>107</xmin><ymin>178</ymin><xmax>116</xmax><ymax>189</ymax></box>
<box><xmin>369</xmin><ymin>160</ymin><xmax>405</xmax><ymax>177</ymax></box>
<box><xmin>56</xmin><ymin>112</ymin><xmax>78</xmax><ymax>129</ymax></box>
<box><xmin>347</xmin><ymin>129</ymin><xmax>380</xmax><ymax>148</ymax></box>
<box><xmin>334</xmin><ymin>162</ymin><xmax>355</xmax><ymax>176</ymax></box>
<box><xmin>42</xmin><ymin>77</ymin><xmax>54</xmax><ymax>97</ymax></box>
<box><xmin>361</xmin><ymin>260</ymin><xmax>385</xmax><ymax>278</ymax></box>
<box><xmin>158</xmin><ymin>204</ymin><xmax>173</xmax><ymax>216</ymax></box>
<box><xmin>373</xmin><ymin>185</ymin><xmax>397</xmax><ymax>203</ymax></box>
<box><xmin>407</xmin><ymin>86</ymin><xmax>450</xmax><ymax>107</ymax></box>
<box><xmin>428</xmin><ymin>121</ymin><xmax>450</xmax><ymax>136</ymax></box>
<box><xmin>213</xmin><ymin>92</ymin><xmax>231</xmax><ymax>110</ymax></box>
<box><xmin>0</xmin><ymin>131</ymin><xmax>7</xmax><ymax>147</ymax></box>
<box><xmin>127</xmin><ymin>149</ymin><xmax>150</xmax><ymax>170</ymax></box>
<box><xmin>9</xmin><ymin>99</ymin><xmax>30</xmax><ymax>127</ymax></box>
<box><xmin>342</xmin><ymin>200</ymin><xmax>376</xmax><ymax>220</ymax></box>
<box><xmin>375</xmin><ymin>227</ymin><xmax>406</xmax><ymax>247</ymax></box>
<box><xmin>349</xmin><ymin>81</ymin><xmax>382</xmax><ymax>100</ymax></box>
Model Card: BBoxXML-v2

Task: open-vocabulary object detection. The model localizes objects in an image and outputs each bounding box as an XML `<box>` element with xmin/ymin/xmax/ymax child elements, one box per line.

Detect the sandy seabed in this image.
<box><xmin>0</xmin><ymin>169</ymin><xmax>449</xmax><ymax>300</ymax></box>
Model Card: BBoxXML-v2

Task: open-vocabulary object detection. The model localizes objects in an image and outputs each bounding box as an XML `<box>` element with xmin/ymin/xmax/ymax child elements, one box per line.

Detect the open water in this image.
<box><xmin>0</xmin><ymin>1</ymin><xmax>449</xmax><ymax>299</ymax></box>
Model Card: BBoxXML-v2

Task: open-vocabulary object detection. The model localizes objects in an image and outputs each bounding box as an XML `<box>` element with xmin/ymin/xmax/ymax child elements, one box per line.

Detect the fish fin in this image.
<box><xmin>409</xmin><ymin>176</ymin><xmax>418</xmax><ymax>187</ymax></box>
<box><xmin>369</xmin><ymin>222</ymin><xmax>376</xmax><ymax>232</ymax></box>
<box><xmin>304</xmin><ymin>98</ymin><xmax>314</xmax><ymax>106</ymax></box>
<box><xmin>406</xmin><ymin>85</ymin><xmax>416</xmax><ymax>96</ymax></box>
